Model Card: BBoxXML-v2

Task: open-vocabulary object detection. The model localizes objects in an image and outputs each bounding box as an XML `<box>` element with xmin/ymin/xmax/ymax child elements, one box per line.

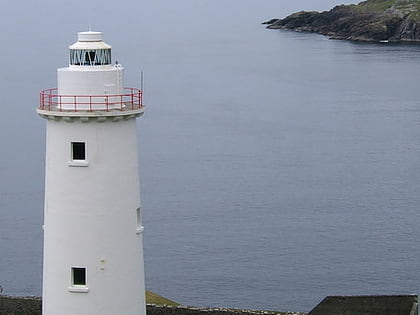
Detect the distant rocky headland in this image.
<box><xmin>263</xmin><ymin>0</ymin><xmax>420</xmax><ymax>42</ymax></box>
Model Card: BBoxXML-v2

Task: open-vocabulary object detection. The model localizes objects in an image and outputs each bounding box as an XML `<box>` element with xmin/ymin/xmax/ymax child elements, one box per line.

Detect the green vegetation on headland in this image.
<box><xmin>263</xmin><ymin>0</ymin><xmax>420</xmax><ymax>42</ymax></box>
<box><xmin>146</xmin><ymin>291</ymin><xmax>180</xmax><ymax>306</ymax></box>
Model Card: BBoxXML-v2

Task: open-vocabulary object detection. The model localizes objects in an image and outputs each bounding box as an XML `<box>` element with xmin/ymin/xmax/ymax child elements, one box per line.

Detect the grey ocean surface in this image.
<box><xmin>1</xmin><ymin>0</ymin><xmax>420</xmax><ymax>313</ymax></box>
<box><xmin>142</xmin><ymin>34</ymin><xmax>420</xmax><ymax>311</ymax></box>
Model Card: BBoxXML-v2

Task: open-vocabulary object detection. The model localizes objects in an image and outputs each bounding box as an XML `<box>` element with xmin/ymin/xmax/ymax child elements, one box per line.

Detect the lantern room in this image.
<box><xmin>69</xmin><ymin>31</ymin><xmax>112</xmax><ymax>66</ymax></box>
<box><xmin>36</xmin><ymin>30</ymin><xmax>144</xmax><ymax>113</ymax></box>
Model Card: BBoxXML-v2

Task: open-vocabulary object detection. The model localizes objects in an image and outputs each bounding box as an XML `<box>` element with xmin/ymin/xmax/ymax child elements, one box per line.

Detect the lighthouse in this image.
<box><xmin>37</xmin><ymin>31</ymin><xmax>146</xmax><ymax>315</ymax></box>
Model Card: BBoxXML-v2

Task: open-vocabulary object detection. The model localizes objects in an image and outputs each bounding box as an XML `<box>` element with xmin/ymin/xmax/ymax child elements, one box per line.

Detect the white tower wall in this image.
<box><xmin>58</xmin><ymin>66</ymin><xmax>124</xmax><ymax>96</ymax></box>
<box><xmin>38</xmin><ymin>31</ymin><xmax>146</xmax><ymax>315</ymax></box>
<box><xmin>57</xmin><ymin>66</ymin><xmax>124</xmax><ymax>110</ymax></box>
<box><xmin>42</xmin><ymin>118</ymin><xmax>145</xmax><ymax>314</ymax></box>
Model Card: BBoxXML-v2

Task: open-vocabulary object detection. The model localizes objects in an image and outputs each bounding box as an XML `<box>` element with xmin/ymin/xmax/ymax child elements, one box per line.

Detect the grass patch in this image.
<box><xmin>146</xmin><ymin>291</ymin><xmax>180</xmax><ymax>306</ymax></box>
<box><xmin>358</xmin><ymin>0</ymin><xmax>395</xmax><ymax>11</ymax></box>
<box><xmin>357</xmin><ymin>0</ymin><xmax>420</xmax><ymax>13</ymax></box>
<box><xmin>346</xmin><ymin>0</ymin><xmax>420</xmax><ymax>20</ymax></box>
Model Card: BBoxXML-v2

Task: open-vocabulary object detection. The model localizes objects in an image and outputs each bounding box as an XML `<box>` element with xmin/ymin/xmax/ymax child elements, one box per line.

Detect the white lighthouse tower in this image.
<box><xmin>37</xmin><ymin>31</ymin><xmax>146</xmax><ymax>315</ymax></box>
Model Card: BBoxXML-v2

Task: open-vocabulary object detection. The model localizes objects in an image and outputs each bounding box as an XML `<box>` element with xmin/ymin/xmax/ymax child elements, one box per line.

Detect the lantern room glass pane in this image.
<box><xmin>70</xmin><ymin>49</ymin><xmax>111</xmax><ymax>66</ymax></box>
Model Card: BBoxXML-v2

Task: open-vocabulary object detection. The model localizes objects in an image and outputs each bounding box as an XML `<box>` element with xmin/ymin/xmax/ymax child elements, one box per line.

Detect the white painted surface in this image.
<box><xmin>70</xmin><ymin>31</ymin><xmax>112</xmax><ymax>49</ymax></box>
<box><xmin>77</xmin><ymin>31</ymin><xmax>105</xmax><ymax>42</ymax></box>
<box><xmin>42</xmin><ymin>118</ymin><xmax>146</xmax><ymax>315</ymax></box>
<box><xmin>57</xmin><ymin>65</ymin><xmax>124</xmax><ymax>110</ymax></box>
<box><xmin>40</xmin><ymin>31</ymin><xmax>146</xmax><ymax>315</ymax></box>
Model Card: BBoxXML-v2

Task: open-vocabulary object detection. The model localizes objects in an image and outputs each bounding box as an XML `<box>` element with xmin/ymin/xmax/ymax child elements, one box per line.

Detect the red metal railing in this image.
<box><xmin>39</xmin><ymin>88</ymin><xmax>143</xmax><ymax>112</ymax></box>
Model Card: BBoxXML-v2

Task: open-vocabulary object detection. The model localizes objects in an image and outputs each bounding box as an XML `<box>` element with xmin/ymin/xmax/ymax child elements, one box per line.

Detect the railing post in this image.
<box><xmin>140</xmin><ymin>90</ymin><xmax>143</xmax><ymax>108</ymax></box>
<box><xmin>131</xmin><ymin>92</ymin><xmax>134</xmax><ymax>110</ymax></box>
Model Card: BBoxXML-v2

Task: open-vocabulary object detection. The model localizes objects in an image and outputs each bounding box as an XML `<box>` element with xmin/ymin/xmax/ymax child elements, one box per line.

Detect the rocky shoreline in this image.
<box><xmin>0</xmin><ymin>295</ymin><xmax>305</xmax><ymax>315</ymax></box>
<box><xmin>1</xmin><ymin>294</ymin><xmax>417</xmax><ymax>314</ymax></box>
<box><xmin>263</xmin><ymin>0</ymin><xmax>420</xmax><ymax>42</ymax></box>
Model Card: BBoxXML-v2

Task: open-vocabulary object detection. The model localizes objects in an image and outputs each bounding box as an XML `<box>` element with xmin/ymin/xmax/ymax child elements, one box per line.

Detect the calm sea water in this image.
<box><xmin>140</xmin><ymin>32</ymin><xmax>420</xmax><ymax>312</ymax></box>
<box><xmin>1</xmin><ymin>0</ymin><xmax>420</xmax><ymax>313</ymax></box>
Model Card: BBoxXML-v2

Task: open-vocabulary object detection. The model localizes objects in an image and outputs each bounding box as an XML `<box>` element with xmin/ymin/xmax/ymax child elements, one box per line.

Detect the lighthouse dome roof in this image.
<box><xmin>69</xmin><ymin>31</ymin><xmax>111</xmax><ymax>50</ymax></box>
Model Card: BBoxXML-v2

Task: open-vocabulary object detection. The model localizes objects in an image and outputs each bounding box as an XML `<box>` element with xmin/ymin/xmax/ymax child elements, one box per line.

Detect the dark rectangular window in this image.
<box><xmin>72</xmin><ymin>142</ymin><xmax>86</xmax><ymax>160</ymax></box>
<box><xmin>72</xmin><ymin>267</ymin><xmax>86</xmax><ymax>286</ymax></box>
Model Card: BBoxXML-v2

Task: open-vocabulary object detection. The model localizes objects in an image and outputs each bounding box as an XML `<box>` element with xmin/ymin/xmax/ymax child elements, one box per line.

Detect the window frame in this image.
<box><xmin>68</xmin><ymin>141</ymin><xmax>88</xmax><ymax>167</ymax></box>
<box><xmin>68</xmin><ymin>266</ymin><xmax>89</xmax><ymax>293</ymax></box>
<box><xmin>71</xmin><ymin>142</ymin><xmax>86</xmax><ymax>161</ymax></box>
<box><xmin>72</xmin><ymin>267</ymin><xmax>87</xmax><ymax>286</ymax></box>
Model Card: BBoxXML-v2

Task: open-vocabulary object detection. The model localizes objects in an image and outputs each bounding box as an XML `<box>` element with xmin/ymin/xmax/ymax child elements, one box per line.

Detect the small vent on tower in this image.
<box><xmin>136</xmin><ymin>207</ymin><xmax>144</xmax><ymax>234</ymax></box>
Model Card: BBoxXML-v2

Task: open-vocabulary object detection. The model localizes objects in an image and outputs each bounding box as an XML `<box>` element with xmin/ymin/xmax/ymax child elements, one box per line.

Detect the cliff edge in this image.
<box><xmin>263</xmin><ymin>0</ymin><xmax>420</xmax><ymax>42</ymax></box>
